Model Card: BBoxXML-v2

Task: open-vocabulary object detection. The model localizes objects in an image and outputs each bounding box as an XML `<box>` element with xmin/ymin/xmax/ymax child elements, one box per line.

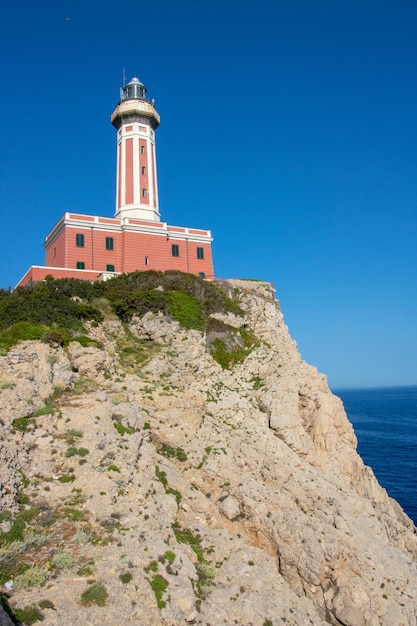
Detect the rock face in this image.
<box><xmin>0</xmin><ymin>280</ymin><xmax>416</xmax><ymax>626</ymax></box>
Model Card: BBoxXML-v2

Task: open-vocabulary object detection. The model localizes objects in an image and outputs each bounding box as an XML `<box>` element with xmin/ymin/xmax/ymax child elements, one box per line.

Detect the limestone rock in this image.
<box><xmin>0</xmin><ymin>279</ymin><xmax>415</xmax><ymax>625</ymax></box>
<box><xmin>218</xmin><ymin>495</ymin><xmax>240</xmax><ymax>520</ymax></box>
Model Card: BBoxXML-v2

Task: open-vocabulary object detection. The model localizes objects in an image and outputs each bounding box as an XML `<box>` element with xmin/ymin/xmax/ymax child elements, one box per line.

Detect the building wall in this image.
<box><xmin>66</xmin><ymin>226</ymin><xmax>94</xmax><ymax>271</ymax></box>
<box><xmin>45</xmin><ymin>227</ymin><xmax>67</xmax><ymax>268</ymax></box>
<box><xmin>18</xmin><ymin>266</ymin><xmax>103</xmax><ymax>287</ymax></box>
<box><xmin>40</xmin><ymin>214</ymin><xmax>214</xmax><ymax>284</ymax></box>
<box><xmin>120</xmin><ymin>232</ymin><xmax>214</xmax><ymax>278</ymax></box>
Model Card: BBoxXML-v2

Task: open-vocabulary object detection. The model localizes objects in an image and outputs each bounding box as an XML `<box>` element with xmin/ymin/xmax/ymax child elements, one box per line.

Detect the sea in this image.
<box><xmin>332</xmin><ymin>386</ymin><xmax>417</xmax><ymax>526</ymax></box>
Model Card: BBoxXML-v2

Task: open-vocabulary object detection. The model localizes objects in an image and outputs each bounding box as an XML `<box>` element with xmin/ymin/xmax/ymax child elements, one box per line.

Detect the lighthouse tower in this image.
<box><xmin>111</xmin><ymin>77</ymin><xmax>161</xmax><ymax>222</ymax></box>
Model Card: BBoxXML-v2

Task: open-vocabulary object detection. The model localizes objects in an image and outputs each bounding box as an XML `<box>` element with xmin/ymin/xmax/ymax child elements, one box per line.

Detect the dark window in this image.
<box><xmin>76</xmin><ymin>261</ymin><xmax>85</xmax><ymax>269</ymax></box>
<box><xmin>197</xmin><ymin>247</ymin><xmax>204</xmax><ymax>260</ymax></box>
<box><xmin>141</xmin><ymin>166</ymin><xmax>146</xmax><ymax>175</ymax></box>
<box><xmin>53</xmin><ymin>247</ymin><xmax>56</xmax><ymax>258</ymax></box>
<box><xmin>141</xmin><ymin>145</ymin><xmax>145</xmax><ymax>154</ymax></box>
<box><xmin>145</xmin><ymin>257</ymin><xmax>150</xmax><ymax>266</ymax></box>
<box><xmin>76</xmin><ymin>233</ymin><xmax>84</xmax><ymax>247</ymax></box>
<box><xmin>106</xmin><ymin>237</ymin><xmax>114</xmax><ymax>251</ymax></box>
<box><xmin>142</xmin><ymin>188</ymin><xmax>147</xmax><ymax>198</ymax></box>
<box><xmin>172</xmin><ymin>244</ymin><xmax>179</xmax><ymax>257</ymax></box>
<box><xmin>106</xmin><ymin>264</ymin><xmax>115</xmax><ymax>272</ymax></box>
<box><xmin>199</xmin><ymin>272</ymin><xmax>206</xmax><ymax>279</ymax></box>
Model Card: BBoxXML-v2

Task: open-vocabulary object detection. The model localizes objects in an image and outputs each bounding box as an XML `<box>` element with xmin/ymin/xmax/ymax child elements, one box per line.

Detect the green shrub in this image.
<box><xmin>72</xmin><ymin>530</ymin><xmax>90</xmax><ymax>545</ymax></box>
<box><xmin>107</xmin><ymin>464</ymin><xmax>120</xmax><ymax>473</ymax></box>
<box><xmin>62</xmin><ymin>429</ymin><xmax>83</xmax><ymax>445</ymax></box>
<box><xmin>148</xmin><ymin>574</ymin><xmax>168</xmax><ymax>609</ymax></box>
<box><xmin>167</xmin><ymin>487</ymin><xmax>182</xmax><ymax>506</ymax></box>
<box><xmin>14</xmin><ymin>567</ymin><xmax>48</xmax><ymax>589</ymax></box>
<box><xmin>33</xmin><ymin>405</ymin><xmax>53</xmax><ymax>417</ymax></box>
<box><xmin>119</xmin><ymin>571</ymin><xmax>133</xmax><ymax>584</ymax></box>
<box><xmin>155</xmin><ymin>466</ymin><xmax>168</xmax><ymax>488</ymax></box>
<box><xmin>58</xmin><ymin>474</ymin><xmax>75</xmax><ymax>483</ymax></box>
<box><xmin>113</xmin><ymin>422</ymin><xmax>135</xmax><ymax>436</ymax></box>
<box><xmin>172</xmin><ymin>522</ymin><xmax>203</xmax><ymax>562</ymax></box>
<box><xmin>166</xmin><ymin>290</ymin><xmax>204</xmax><ymax>330</ymax></box>
<box><xmin>17</xmin><ymin>470</ymin><xmax>30</xmax><ymax>488</ymax></box>
<box><xmin>0</xmin><ymin>322</ymin><xmax>44</xmax><ymax>352</ymax></box>
<box><xmin>159</xmin><ymin>444</ymin><xmax>187</xmax><ymax>462</ymax></box>
<box><xmin>70</xmin><ymin>335</ymin><xmax>103</xmax><ymax>348</ymax></box>
<box><xmin>61</xmin><ymin>508</ymin><xmax>84</xmax><ymax>521</ymax></box>
<box><xmin>144</xmin><ymin>560</ymin><xmax>158</xmax><ymax>573</ymax></box>
<box><xmin>207</xmin><ymin>319</ymin><xmax>258</xmax><ymax>369</ymax></box>
<box><xmin>13</xmin><ymin>605</ymin><xmax>44</xmax><ymax>624</ymax></box>
<box><xmin>12</xmin><ymin>417</ymin><xmax>34</xmax><ymax>433</ymax></box>
<box><xmin>0</xmin><ymin>551</ymin><xmax>30</xmax><ymax>586</ymax></box>
<box><xmin>80</xmin><ymin>583</ymin><xmax>108</xmax><ymax>606</ymax></box>
<box><xmin>195</xmin><ymin>561</ymin><xmax>215</xmax><ymax>598</ymax></box>
<box><xmin>163</xmin><ymin>550</ymin><xmax>175</xmax><ymax>565</ymax></box>
<box><xmin>0</xmin><ymin>518</ymin><xmax>25</xmax><ymax>546</ymax></box>
<box><xmin>16</xmin><ymin>492</ymin><xmax>30</xmax><ymax>506</ymax></box>
<box><xmin>42</xmin><ymin>331</ymin><xmax>65</xmax><ymax>346</ymax></box>
<box><xmin>155</xmin><ymin>466</ymin><xmax>182</xmax><ymax>506</ymax></box>
<box><xmin>77</xmin><ymin>561</ymin><xmax>95</xmax><ymax>576</ymax></box>
<box><xmin>209</xmin><ymin>330</ymin><xmax>257</xmax><ymax>369</ymax></box>
<box><xmin>65</xmin><ymin>447</ymin><xmax>89</xmax><ymax>457</ymax></box>
<box><xmin>38</xmin><ymin>600</ymin><xmax>55</xmax><ymax>610</ymax></box>
<box><xmin>0</xmin><ymin>282</ymin><xmax>103</xmax><ymax>339</ymax></box>
<box><xmin>51</xmin><ymin>552</ymin><xmax>75</xmax><ymax>569</ymax></box>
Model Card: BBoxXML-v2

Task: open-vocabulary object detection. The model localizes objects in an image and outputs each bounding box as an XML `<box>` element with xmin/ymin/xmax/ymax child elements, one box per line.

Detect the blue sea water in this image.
<box><xmin>332</xmin><ymin>386</ymin><xmax>417</xmax><ymax>525</ymax></box>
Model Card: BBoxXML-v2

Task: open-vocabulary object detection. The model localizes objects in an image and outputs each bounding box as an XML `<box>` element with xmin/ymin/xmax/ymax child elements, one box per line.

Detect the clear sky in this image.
<box><xmin>0</xmin><ymin>0</ymin><xmax>416</xmax><ymax>389</ymax></box>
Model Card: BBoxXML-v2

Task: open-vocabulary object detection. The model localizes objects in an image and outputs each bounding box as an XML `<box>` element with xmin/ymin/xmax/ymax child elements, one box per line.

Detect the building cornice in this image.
<box><xmin>43</xmin><ymin>213</ymin><xmax>213</xmax><ymax>249</ymax></box>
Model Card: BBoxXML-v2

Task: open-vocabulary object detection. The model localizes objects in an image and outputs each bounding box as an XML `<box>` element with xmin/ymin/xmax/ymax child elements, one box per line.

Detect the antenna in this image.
<box><xmin>122</xmin><ymin>68</ymin><xmax>126</xmax><ymax>88</ymax></box>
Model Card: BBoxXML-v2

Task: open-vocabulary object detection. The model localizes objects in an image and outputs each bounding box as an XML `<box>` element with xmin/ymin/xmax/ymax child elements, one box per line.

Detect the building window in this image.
<box><xmin>106</xmin><ymin>264</ymin><xmax>115</xmax><ymax>272</ymax></box>
<box><xmin>197</xmin><ymin>247</ymin><xmax>204</xmax><ymax>260</ymax></box>
<box><xmin>76</xmin><ymin>261</ymin><xmax>85</xmax><ymax>269</ymax></box>
<box><xmin>145</xmin><ymin>257</ymin><xmax>150</xmax><ymax>266</ymax></box>
<box><xmin>199</xmin><ymin>272</ymin><xmax>206</xmax><ymax>279</ymax></box>
<box><xmin>105</xmin><ymin>237</ymin><xmax>114</xmax><ymax>251</ymax></box>
<box><xmin>141</xmin><ymin>145</ymin><xmax>145</xmax><ymax>154</ymax></box>
<box><xmin>141</xmin><ymin>166</ymin><xmax>146</xmax><ymax>175</ymax></box>
<box><xmin>76</xmin><ymin>233</ymin><xmax>84</xmax><ymax>247</ymax></box>
<box><xmin>53</xmin><ymin>247</ymin><xmax>56</xmax><ymax>258</ymax></box>
<box><xmin>142</xmin><ymin>188</ymin><xmax>147</xmax><ymax>198</ymax></box>
<box><xmin>172</xmin><ymin>244</ymin><xmax>179</xmax><ymax>257</ymax></box>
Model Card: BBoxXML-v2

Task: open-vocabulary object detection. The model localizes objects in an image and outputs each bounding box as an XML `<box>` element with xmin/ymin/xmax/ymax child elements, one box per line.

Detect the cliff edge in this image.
<box><xmin>0</xmin><ymin>279</ymin><xmax>416</xmax><ymax>625</ymax></box>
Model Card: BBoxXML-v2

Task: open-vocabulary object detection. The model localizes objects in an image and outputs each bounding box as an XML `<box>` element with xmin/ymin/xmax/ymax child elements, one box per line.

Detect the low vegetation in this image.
<box><xmin>13</xmin><ymin>604</ymin><xmax>44</xmax><ymax>625</ymax></box>
<box><xmin>0</xmin><ymin>271</ymin><xmax>261</xmax><ymax>371</ymax></box>
<box><xmin>155</xmin><ymin>466</ymin><xmax>182</xmax><ymax>506</ymax></box>
<box><xmin>0</xmin><ymin>271</ymin><xmax>242</xmax><ymax>351</ymax></box>
<box><xmin>159</xmin><ymin>444</ymin><xmax>187</xmax><ymax>462</ymax></box>
<box><xmin>172</xmin><ymin>521</ymin><xmax>214</xmax><ymax>599</ymax></box>
<box><xmin>148</xmin><ymin>574</ymin><xmax>168</xmax><ymax>609</ymax></box>
<box><xmin>80</xmin><ymin>583</ymin><xmax>108</xmax><ymax>607</ymax></box>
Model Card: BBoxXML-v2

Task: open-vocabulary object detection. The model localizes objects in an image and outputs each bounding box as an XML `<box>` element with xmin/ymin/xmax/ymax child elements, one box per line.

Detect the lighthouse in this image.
<box><xmin>17</xmin><ymin>75</ymin><xmax>215</xmax><ymax>286</ymax></box>
<box><xmin>112</xmin><ymin>78</ymin><xmax>161</xmax><ymax>222</ymax></box>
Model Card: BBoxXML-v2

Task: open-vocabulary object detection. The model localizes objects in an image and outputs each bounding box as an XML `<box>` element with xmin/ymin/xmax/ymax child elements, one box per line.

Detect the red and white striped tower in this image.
<box><xmin>111</xmin><ymin>77</ymin><xmax>160</xmax><ymax>221</ymax></box>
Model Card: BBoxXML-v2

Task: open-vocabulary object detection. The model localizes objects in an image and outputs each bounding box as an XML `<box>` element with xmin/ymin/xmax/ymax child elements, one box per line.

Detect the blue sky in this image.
<box><xmin>0</xmin><ymin>0</ymin><xmax>416</xmax><ymax>388</ymax></box>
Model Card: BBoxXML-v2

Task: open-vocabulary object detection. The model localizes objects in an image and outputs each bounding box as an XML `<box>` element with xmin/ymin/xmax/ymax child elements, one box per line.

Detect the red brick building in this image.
<box><xmin>17</xmin><ymin>77</ymin><xmax>214</xmax><ymax>287</ymax></box>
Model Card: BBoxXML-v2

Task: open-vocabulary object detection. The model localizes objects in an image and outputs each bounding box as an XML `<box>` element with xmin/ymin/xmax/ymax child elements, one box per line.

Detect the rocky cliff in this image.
<box><xmin>0</xmin><ymin>280</ymin><xmax>416</xmax><ymax>626</ymax></box>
